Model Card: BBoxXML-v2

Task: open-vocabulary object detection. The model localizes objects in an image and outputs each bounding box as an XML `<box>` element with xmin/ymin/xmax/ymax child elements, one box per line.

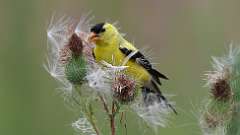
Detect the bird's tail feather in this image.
<box><xmin>148</xmin><ymin>68</ymin><xmax>169</xmax><ymax>80</ymax></box>
<box><xmin>142</xmin><ymin>81</ymin><xmax>177</xmax><ymax>114</ymax></box>
<box><xmin>148</xmin><ymin>68</ymin><xmax>169</xmax><ymax>85</ymax></box>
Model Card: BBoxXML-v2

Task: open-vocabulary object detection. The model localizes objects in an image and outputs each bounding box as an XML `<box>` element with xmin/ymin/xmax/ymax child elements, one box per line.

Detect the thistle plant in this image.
<box><xmin>44</xmin><ymin>14</ymin><xmax>175</xmax><ymax>135</ymax></box>
<box><xmin>200</xmin><ymin>45</ymin><xmax>240</xmax><ymax>135</ymax></box>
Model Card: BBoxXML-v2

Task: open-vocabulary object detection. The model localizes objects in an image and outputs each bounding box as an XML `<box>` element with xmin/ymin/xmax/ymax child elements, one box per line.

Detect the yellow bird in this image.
<box><xmin>88</xmin><ymin>23</ymin><xmax>176</xmax><ymax>114</ymax></box>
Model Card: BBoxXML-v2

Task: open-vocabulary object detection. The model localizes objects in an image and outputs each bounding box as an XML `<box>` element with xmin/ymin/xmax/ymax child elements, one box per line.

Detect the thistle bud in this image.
<box><xmin>65</xmin><ymin>56</ymin><xmax>86</xmax><ymax>85</ymax></box>
<box><xmin>64</xmin><ymin>33</ymin><xmax>87</xmax><ymax>85</ymax></box>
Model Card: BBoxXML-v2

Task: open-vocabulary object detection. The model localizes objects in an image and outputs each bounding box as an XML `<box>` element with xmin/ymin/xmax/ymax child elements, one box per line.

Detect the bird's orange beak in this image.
<box><xmin>88</xmin><ymin>32</ymin><xmax>100</xmax><ymax>43</ymax></box>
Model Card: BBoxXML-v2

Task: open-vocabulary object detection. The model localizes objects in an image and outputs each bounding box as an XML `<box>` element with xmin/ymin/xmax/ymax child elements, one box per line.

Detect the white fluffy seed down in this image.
<box><xmin>131</xmin><ymin>93</ymin><xmax>173</xmax><ymax>127</ymax></box>
<box><xmin>72</xmin><ymin>117</ymin><xmax>96</xmax><ymax>135</ymax></box>
<box><xmin>45</xmin><ymin>14</ymin><xmax>92</xmax><ymax>91</ymax></box>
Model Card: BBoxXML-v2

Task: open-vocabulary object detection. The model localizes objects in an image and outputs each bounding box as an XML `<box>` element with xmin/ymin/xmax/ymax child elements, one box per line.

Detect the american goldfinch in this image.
<box><xmin>88</xmin><ymin>23</ymin><xmax>176</xmax><ymax>114</ymax></box>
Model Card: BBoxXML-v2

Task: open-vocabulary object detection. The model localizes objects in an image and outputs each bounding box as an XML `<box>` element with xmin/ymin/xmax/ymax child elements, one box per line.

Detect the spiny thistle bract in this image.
<box><xmin>65</xmin><ymin>56</ymin><xmax>86</xmax><ymax>85</ymax></box>
<box><xmin>45</xmin><ymin>14</ymin><xmax>174</xmax><ymax>135</ymax></box>
<box><xmin>200</xmin><ymin>45</ymin><xmax>240</xmax><ymax>135</ymax></box>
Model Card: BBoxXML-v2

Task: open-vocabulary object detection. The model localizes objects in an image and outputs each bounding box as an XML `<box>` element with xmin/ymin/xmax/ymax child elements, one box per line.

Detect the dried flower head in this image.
<box><xmin>211</xmin><ymin>79</ymin><xmax>232</xmax><ymax>101</ymax></box>
<box><xmin>199</xmin><ymin>107</ymin><xmax>228</xmax><ymax>135</ymax></box>
<box><xmin>204</xmin><ymin>112</ymin><xmax>222</xmax><ymax>129</ymax></box>
<box><xmin>112</xmin><ymin>74</ymin><xmax>137</xmax><ymax>103</ymax></box>
<box><xmin>85</xmin><ymin>61</ymin><xmax>129</xmax><ymax>94</ymax></box>
<box><xmin>205</xmin><ymin>45</ymin><xmax>240</xmax><ymax>101</ymax></box>
<box><xmin>67</xmin><ymin>33</ymin><xmax>83</xmax><ymax>56</ymax></box>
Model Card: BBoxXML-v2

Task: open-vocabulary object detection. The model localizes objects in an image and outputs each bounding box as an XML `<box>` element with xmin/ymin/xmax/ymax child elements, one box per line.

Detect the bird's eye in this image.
<box><xmin>100</xmin><ymin>28</ymin><xmax>106</xmax><ymax>33</ymax></box>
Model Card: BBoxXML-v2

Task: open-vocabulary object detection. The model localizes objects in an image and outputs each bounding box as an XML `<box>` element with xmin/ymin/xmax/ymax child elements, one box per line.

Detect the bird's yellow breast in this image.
<box><xmin>94</xmin><ymin>45</ymin><xmax>151</xmax><ymax>84</ymax></box>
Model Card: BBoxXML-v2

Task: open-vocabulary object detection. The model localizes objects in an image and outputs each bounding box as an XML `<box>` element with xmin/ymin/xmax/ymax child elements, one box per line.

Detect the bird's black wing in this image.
<box><xmin>119</xmin><ymin>47</ymin><xmax>168</xmax><ymax>85</ymax></box>
<box><xmin>119</xmin><ymin>47</ymin><xmax>177</xmax><ymax>114</ymax></box>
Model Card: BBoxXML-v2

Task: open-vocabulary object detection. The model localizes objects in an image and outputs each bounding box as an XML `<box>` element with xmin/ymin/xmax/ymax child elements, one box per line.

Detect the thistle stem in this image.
<box><xmin>99</xmin><ymin>94</ymin><xmax>110</xmax><ymax>115</ymax></box>
<box><xmin>98</xmin><ymin>93</ymin><xmax>116</xmax><ymax>135</ymax></box>
<box><xmin>86</xmin><ymin>104</ymin><xmax>101</xmax><ymax>135</ymax></box>
<box><xmin>111</xmin><ymin>101</ymin><xmax>116</xmax><ymax>135</ymax></box>
<box><xmin>72</xmin><ymin>88</ymin><xmax>101</xmax><ymax>135</ymax></box>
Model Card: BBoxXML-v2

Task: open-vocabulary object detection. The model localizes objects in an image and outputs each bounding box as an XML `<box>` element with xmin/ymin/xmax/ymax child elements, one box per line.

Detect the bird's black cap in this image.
<box><xmin>90</xmin><ymin>22</ymin><xmax>105</xmax><ymax>34</ymax></box>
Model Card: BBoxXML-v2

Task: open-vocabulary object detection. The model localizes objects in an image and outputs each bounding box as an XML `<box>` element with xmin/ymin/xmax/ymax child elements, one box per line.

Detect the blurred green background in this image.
<box><xmin>1</xmin><ymin>0</ymin><xmax>240</xmax><ymax>135</ymax></box>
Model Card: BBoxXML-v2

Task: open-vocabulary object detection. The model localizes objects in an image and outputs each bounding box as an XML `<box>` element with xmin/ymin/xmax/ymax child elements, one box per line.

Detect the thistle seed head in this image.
<box><xmin>67</xmin><ymin>33</ymin><xmax>83</xmax><ymax>56</ymax></box>
<box><xmin>112</xmin><ymin>74</ymin><xmax>136</xmax><ymax>104</ymax></box>
<box><xmin>211</xmin><ymin>79</ymin><xmax>232</xmax><ymax>102</ymax></box>
<box><xmin>204</xmin><ymin>112</ymin><xmax>220</xmax><ymax>128</ymax></box>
